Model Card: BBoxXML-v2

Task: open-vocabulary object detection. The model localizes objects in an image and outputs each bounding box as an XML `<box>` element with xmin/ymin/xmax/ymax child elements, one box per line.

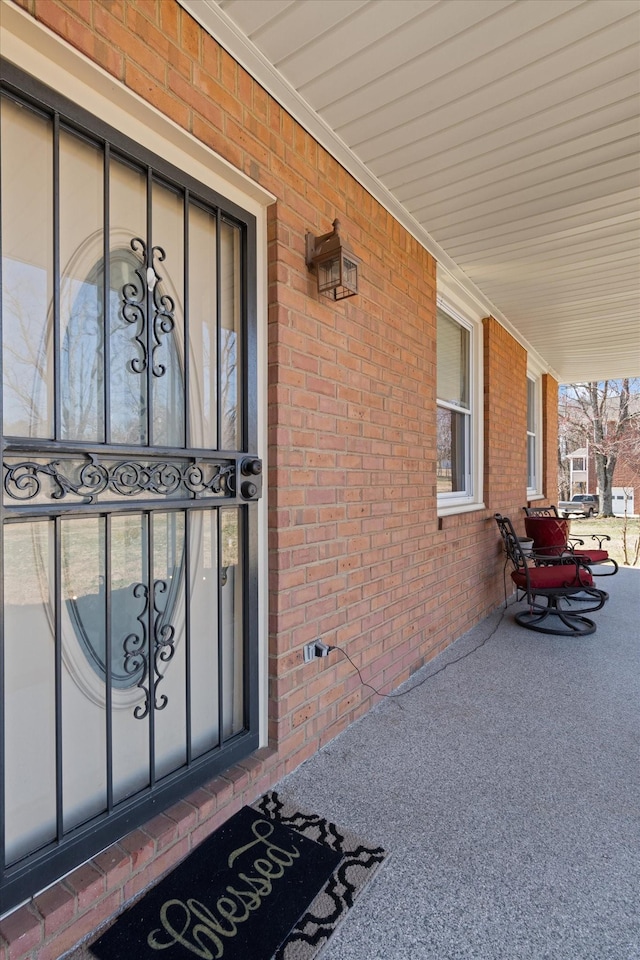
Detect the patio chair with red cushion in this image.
<box><xmin>522</xmin><ymin>505</ymin><xmax>618</xmax><ymax>576</ymax></box>
<box><xmin>495</xmin><ymin>514</ymin><xmax>607</xmax><ymax>636</ymax></box>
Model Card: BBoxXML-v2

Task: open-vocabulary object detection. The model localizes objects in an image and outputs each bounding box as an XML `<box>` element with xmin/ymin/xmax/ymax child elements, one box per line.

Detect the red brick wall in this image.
<box><xmin>268</xmin><ymin>216</ymin><xmax>442</xmax><ymax>765</ymax></box>
<box><xmin>483</xmin><ymin>317</ymin><xmax>528</xmax><ymax>529</ymax></box>
<box><xmin>611</xmin><ymin>453</ymin><xmax>640</xmax><ymax>495</ymax></box>
<box><xmin>0</xmin><ymin>2</ymin><xmax>549</xmax><ymax>956</ymax></box>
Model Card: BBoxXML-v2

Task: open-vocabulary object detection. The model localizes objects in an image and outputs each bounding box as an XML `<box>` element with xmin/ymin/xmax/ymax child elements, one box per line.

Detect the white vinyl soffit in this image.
<box><xmin>179</xmin><ymin>0</ymin><xmax>640</xmax><ymax>384</ymax></box>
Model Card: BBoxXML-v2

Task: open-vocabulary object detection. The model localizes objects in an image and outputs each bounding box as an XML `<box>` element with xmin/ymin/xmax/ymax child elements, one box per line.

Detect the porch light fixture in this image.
<box><xmin>305</xmin><ymin>219</ymin><xmax>360</xmax><ymax>300</ymax></box>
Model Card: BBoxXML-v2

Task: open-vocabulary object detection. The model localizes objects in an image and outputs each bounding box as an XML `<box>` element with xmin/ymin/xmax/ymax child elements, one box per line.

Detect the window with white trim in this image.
<box><xmin>526</xmin><ymin>371</ymin><xmax>543</xmax><ymax>496</ymax></box>
<box><xmin>436</xmin><ymin>306</ymin><xmax>472</xmax><ymax>501</ymax></box>
<box><xmin>527</xmin><ymin>376</ymin><xmax>537</xmax><ymax>491</ymax></box>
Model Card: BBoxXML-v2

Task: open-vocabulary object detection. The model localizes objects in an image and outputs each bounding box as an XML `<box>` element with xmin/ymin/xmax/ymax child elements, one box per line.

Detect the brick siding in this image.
<box><xmin>1</xmin><ymin>2</ymin><xmax>556</xmax><ymax>956</ymax></box>
<box><xmin>483</xmin><ymin>316</ymin><xmax>528</xmax><ymax>521</ymax></box>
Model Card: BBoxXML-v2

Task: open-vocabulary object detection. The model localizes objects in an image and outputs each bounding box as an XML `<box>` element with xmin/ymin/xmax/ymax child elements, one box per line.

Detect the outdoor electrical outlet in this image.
<box><xmin>303</xmin><ymin>641</ymin><xmax>330</xmax><ymax>663</ymax></box>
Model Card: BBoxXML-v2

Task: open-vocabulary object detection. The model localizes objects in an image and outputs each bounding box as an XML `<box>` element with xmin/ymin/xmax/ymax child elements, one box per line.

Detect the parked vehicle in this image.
<box><xmin>558</xmin><ymin>494</ymin><xmax>599</xmax><ymax>518</ymax></box>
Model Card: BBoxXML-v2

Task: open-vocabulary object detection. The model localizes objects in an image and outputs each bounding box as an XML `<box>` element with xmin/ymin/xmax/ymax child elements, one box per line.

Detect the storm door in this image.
<box><xmin>0</xmin><ymin>66</ymin><xmax>261</xmax><ymax>913</ymax></box>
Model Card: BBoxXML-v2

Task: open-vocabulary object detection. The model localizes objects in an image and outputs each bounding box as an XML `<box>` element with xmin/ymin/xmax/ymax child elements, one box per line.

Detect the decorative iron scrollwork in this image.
<box><xmin>123</xmin><ymin>579</ymin><xmax>177</xmax><ymax>720</ymax></box>
<box><xmin>123</xmin><ymin>582</ymin><xmax>151</xmax><ymax>720</ymax></box>
<box><xmin>122</xmin><ymin>237</ymin><xmax>175</xmax><ymax>377</ymax></box>
<box><xmin>2</xmin><ymin>459</ymin><xmax>75</xmax><ymax>502</ymax></box>
<box><xmin>3</xmin><ymin>456</ymin><xmax>235</xmax><ymax>504</ymax></box>
<box><xmin>148</xmin><ymin>246</ymin><xmax>175</xmax><ymax>377</ymax></box>
<box><xmin>122</xmin><ymin>238</ymin><xmax>148</xmax><ymax>375</ymax></box>
<box><xmin>152</xmin><ymin>579</ymin><xmax>176</xmax><ymax>712</ymax></box>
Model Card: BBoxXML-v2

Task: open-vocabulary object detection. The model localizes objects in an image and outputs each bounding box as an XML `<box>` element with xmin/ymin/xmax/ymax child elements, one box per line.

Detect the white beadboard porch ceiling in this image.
<box><xmin>181</xmin><ymin>0</ymin><xmax>640</xmax><ymax>383</ymax></box>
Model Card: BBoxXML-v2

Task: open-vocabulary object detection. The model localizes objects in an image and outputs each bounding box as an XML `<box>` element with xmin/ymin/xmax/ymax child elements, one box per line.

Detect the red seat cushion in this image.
<box><xmin>524</xmin><ymin>516</ymin><xmax>569</xmax><ymax>557</ymax></box>
<box><xmin>572</xmin><ymin>550</ymin><xmax>609</xmax><ymax>564</ymax></box>
<box><xmin>512</xmin><ymin>564</ymin><xmax>593</xmax><ymax>590</ymax></box>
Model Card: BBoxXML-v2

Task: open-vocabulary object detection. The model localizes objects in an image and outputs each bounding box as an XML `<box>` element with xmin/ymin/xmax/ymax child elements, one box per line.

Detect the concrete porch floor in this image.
<box><xmin>276</xmin><ymin>566</ymin><xmax>640</xmax><ymax>960</ymax></box>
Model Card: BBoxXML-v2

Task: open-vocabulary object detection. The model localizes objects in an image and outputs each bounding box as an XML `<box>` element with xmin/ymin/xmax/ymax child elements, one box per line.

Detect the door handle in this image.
<box><xmin>239</xmin><ymin>458</ymin><xmax>262</xmax><ymax>499</ymax></box>
<box><xmin>241</xmin><ymin>457</ymin><xmax>262</xmax><ymax>476</ymax></box>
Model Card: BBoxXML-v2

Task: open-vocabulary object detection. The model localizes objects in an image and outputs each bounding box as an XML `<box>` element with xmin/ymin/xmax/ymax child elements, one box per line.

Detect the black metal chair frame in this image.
<box><xmin>495</xmin><ymin>514</ymin><xmax>607</xmax><ymax>636</ymax></box>
<box><xmin>522</xmin><ymin>505</ymin><xmax>618</xmax><ymax>576</ymax></box>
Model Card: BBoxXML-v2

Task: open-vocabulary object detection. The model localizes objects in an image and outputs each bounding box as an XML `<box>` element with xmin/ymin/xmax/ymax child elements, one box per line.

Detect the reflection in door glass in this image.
<box><xmin>60</xmin><ymin>129</ymin><xmax>104</xmax><ymax>442</ymax></box>
<box><xmin>220</xmin><ymin>221</ymin><xmax>241</xmax><ymax>451</ymax></box>
<box><xmin>110</xmin><ymin>160</ymin><xmax>147</xmax><ymax>445</ymax></box>
<box><xmin>221</xmin><ymin>507</ymin><xmax>243</xmax><ymax>739</ymax></box>
<box><xmin>61</xmin><ymin>517</ymin><xmax>107</xmax><ymax>830</ymax></box>
<box><xmin>189</xmin><ymin>509</ymin><xmax>220</xmax><ymax>757</ymax></box>
<box><xmin>3</xmin><ymin>521</ymin><xmax>56</xmax><ymax>862</ymax></box>
<box><xmin>188</xmin><ymin>202</ymin><xmax>217</xmax><ymax>450</ymax></box>
<box><xmin>1</xmin><ymin>98</ymin><xmax>54</xmax><ymax>438</ymax></box>
<box><xmin>152</xmin><ymin>181</ymin><xmax>185</xmax><ymax>449</ymax></box>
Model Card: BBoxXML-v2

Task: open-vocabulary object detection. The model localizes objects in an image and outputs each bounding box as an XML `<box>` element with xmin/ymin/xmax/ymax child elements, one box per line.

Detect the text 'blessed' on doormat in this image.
<box><xmin>89</xmin><ymin>791</ymin><xmax>386</xmax><ymax>960</ymax></box>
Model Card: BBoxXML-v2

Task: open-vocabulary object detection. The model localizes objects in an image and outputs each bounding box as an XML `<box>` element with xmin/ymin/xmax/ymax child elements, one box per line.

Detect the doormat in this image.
<box><xmin>89</xmin><ymin>791</ymin><xmax>385</xmax><ymax>960</ymax></box>
<box><xmin>90</xmin><ymin>802</ymin><xmax>341</xmax><ymax>960</ymax></box>
<box><xmin>252</xmin><ymin>791</ymin><xmax>386</xmax><ymax>960</ymax></box>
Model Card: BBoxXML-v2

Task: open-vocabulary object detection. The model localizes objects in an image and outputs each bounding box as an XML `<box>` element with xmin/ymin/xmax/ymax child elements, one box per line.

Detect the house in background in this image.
<box><xmin>562</xmin><ymin>389</ymin><xmax>640</xmax><ymax>515</ymax></box>
<box><xmin>610</xmin><ymin>457</ymin><xmax>639</xmax><ymax>517</ymax></box>
<box><xmin>566</xmin><ymin>446</ymin><xmax>637</xmax><ymax>516</ymax></box>
<box><xmin>1</xmin><ymin>1</ymin><xmax>638</xmax><ymax>956</ymax></box>
<box><xmin>566</xmin><ymin>447</ymin><xmax>591</xmax><ymax>497</ymax></box>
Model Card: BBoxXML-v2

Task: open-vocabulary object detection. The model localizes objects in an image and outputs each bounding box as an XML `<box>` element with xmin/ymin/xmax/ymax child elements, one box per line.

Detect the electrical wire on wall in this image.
<box><xmin>326</xmin><ymin>583</ymin><xmax>517</xmax><ymax>702</ymax></box>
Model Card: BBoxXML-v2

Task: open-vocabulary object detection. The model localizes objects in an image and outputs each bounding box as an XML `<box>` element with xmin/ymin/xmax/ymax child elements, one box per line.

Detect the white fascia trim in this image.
<box><xmin>179</xmin><ymin>0</ymin><xmax>557</xmax><ymax>382</ymax></box>
<box><xmin>436</xmin><ymin>268</ymin><xmax>488</xmax><ymax>326</ymax></box>
<box><xmin>527</xmin><ymin>353</ymin><xmax>548</xmax><ymax>380</ymax></box>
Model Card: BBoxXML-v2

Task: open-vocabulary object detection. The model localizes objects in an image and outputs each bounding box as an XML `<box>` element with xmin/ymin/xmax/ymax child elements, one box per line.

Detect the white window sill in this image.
<box><xmin>437</xmin><ymin>501</ymin><xmax>486</xmax><ymax>518</ymax></box>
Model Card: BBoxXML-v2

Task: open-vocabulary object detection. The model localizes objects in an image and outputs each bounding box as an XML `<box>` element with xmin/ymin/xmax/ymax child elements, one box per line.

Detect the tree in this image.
<box><xmin>557</xmin><ymin>402</ymin><xmax>588</xmax><ymax>502</ymax></box>
<box><xmin>559</xmin><ymin>379</ymin><xmax>640</xmax><ymax>515</ymax></box>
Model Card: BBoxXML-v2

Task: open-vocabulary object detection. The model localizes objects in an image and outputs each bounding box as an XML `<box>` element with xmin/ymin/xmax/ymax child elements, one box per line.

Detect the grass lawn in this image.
<box><xmin>567</xmin><ymin>515</ymin><xmax>640</xmax><ymax>567</ymax></box>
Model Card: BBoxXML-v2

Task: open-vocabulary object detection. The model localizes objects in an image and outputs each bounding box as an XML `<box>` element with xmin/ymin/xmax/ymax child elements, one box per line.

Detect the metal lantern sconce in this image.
<box><xmin>305</xmin><ymin>219</ymin><xmax>360</xmax><ymax>300</ymax></box>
